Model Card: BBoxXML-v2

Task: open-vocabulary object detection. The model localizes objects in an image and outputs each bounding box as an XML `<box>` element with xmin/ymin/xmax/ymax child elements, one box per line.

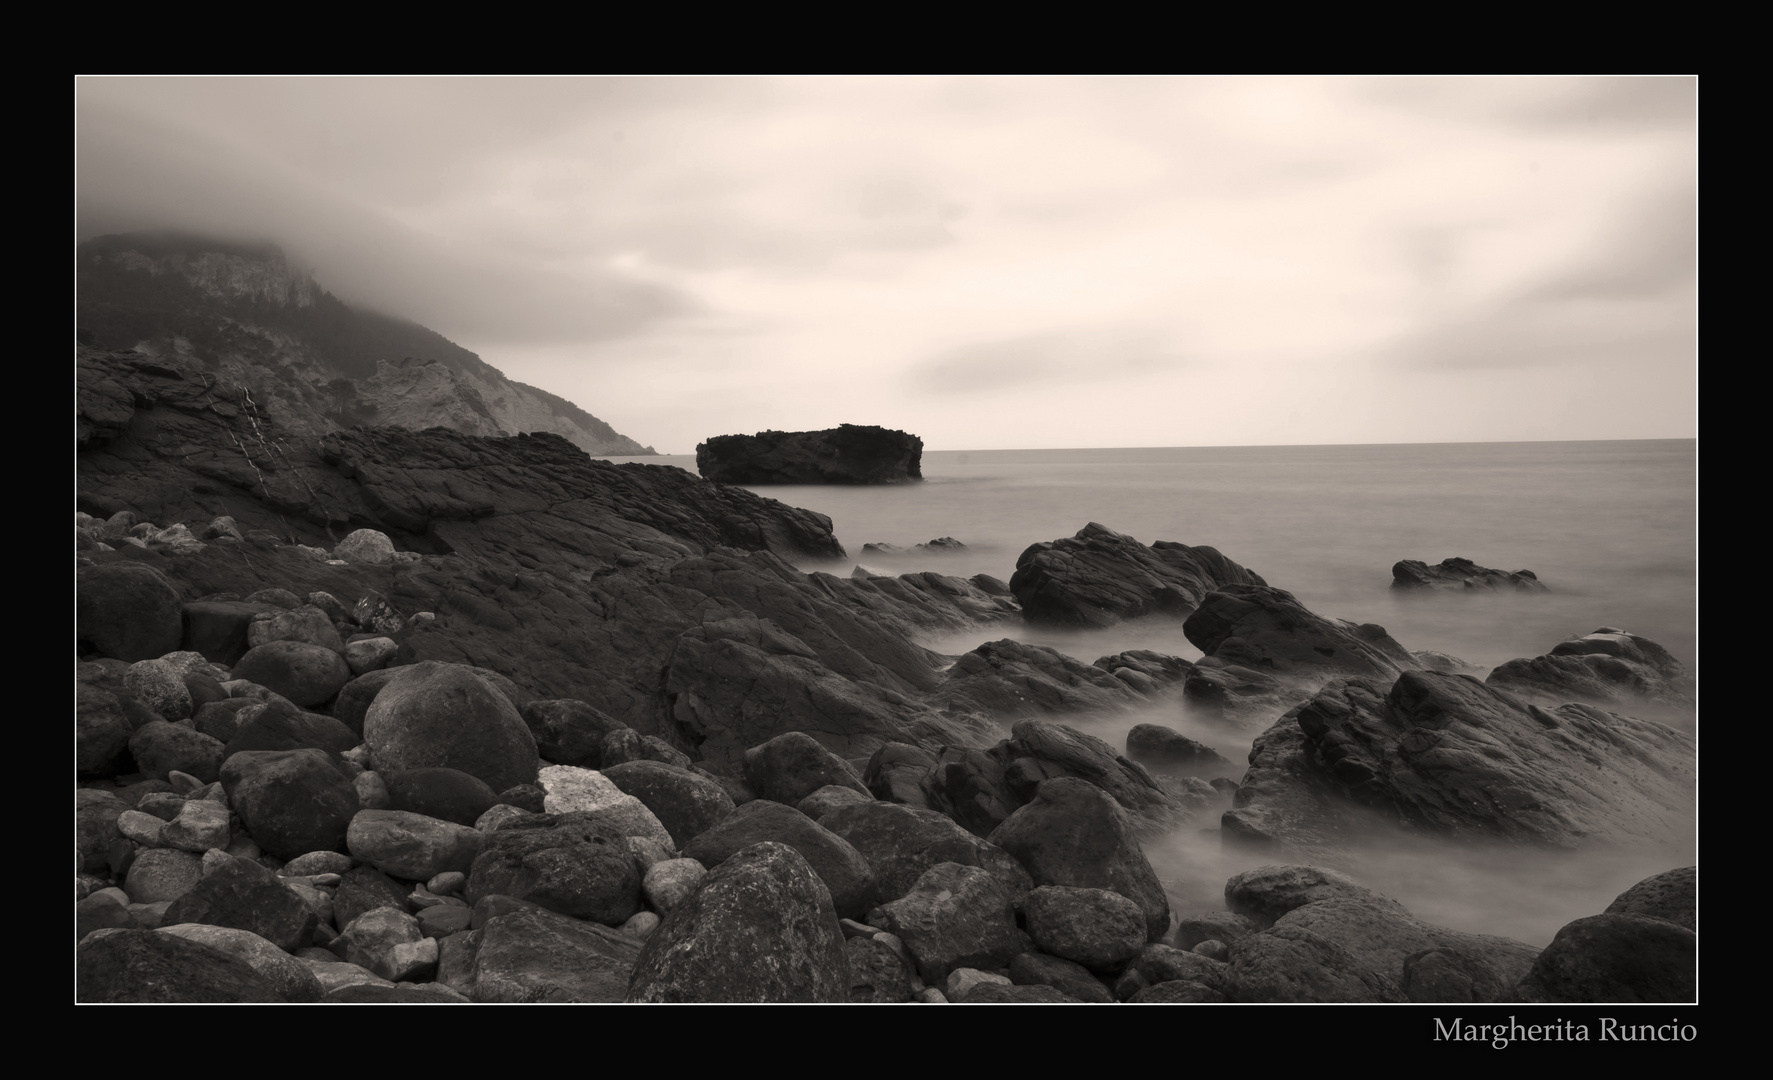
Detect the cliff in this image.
<box><xmin>76</xmin><ymin>231</ymin><xmax>654</xmax><ymax>455</ymax></box>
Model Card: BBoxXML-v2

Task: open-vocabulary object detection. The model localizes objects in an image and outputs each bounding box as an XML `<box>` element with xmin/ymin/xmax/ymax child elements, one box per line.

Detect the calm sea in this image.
<box><xmin>603</xmin><ymin>440</ymin><xmax>1697</xmax><ymax>945</ymax></box>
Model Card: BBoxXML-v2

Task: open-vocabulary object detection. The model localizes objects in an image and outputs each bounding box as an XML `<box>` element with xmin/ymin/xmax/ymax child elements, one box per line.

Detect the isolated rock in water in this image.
<box><xmin>1511</xmin><ymin>913</ymin><xmax>1696</xmax><ymax>1003</ymax></box>
<box><xmin>627</xmin><ymin>842</ymin><xmax>850</xmax><ymax>1002</ymax></box>
<box><xmin>696</xmin><ymin>425</ymin><xmax>923</xmax><ymax>484</ymax></box>
<box><xmin>1604</xmin><ymin>866</ymin><xmax>1696</xmax><ymax>931</ymax></box>
<box><xmin>1010</xmin><ymin>523</ymin><xmax>1266</xmax><ymax>629</ymax></box>
<box><xmin>1186</xmin><ymin>584</ymin><xmax>1415</xmax><ymax>682</ymax></box>
<box><xmin>1125</xmin><ymin>724</ymin><xmax>1236</xmax><ymax>778</ymax></box>
<box><xmin>1391</xmin><ymin>558</ymin><xmax>1548</xmax><ymax>593</ymax></box>
<box><xmin>1222</xmin><ymin>670</ymin><xmax>1696</xmax><ymax>854</ymax></box>
<box><xmin>1486</xmin><ymin>628</ymin><xmax>1696</xmax><ymax>715</ymax></box>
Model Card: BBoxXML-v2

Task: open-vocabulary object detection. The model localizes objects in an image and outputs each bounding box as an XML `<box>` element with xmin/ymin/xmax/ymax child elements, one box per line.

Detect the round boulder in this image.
<box><xmin>78</xmin><ymin>562</ymin><xmax>184</xmax><ymax>662</ymax></box>
<box><xmin>362</xmin><ymin>662</ymin><xmax>539</xmax><ymax>793</ymax></box>
<box><xmin>231</xmin><ymin>641</ymin><xmax>352</xmax><ymax>708</ymax></box>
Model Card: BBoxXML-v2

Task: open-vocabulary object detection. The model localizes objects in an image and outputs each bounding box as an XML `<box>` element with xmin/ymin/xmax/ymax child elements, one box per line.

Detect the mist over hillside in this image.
<box><xmin>76</xmin><ymin>231</ymin><xmax>656</xmax><ymax>455</ymax></box>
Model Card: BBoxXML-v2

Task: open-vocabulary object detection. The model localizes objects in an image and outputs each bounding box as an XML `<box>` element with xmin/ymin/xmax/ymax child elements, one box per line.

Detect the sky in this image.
<box><xmin>75</xmin><ymin>76</ymin><xmax>1697</xmax><ymax>455</ymax></box>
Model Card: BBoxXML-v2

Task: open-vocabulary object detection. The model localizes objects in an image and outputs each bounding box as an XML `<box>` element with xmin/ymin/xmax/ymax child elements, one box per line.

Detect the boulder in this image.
<box><xmin>681</xmin><ymin>800</ymin><xmax>875</xmax><ymax>920</ymax></box>
<box><xmin>466</xmin><ymin>906</ymin><xmax>644</xmax><ymax>1002</ymax></box>
<box><xmin>865</xmin><ymin>862</ymin><xmax>1023</xmax><ymax>985</ymax></box>
<box><xmin>742</xmin><ymin>730</ymin><xmax>870</xmax><ymax>806</ymax></box>
<box><xmin>818</xmin><ymin>800</ymin><xmax>1032</xmax><ymax>910</ymax></box>
<box><xmin>987</xmin><ymin>777</ymin><xmax>1170</xmax><ymax>942</ymax></box>
<box><xmin>1604</xmin><ymin>866</ymin><xmax>1696</xmax><ymax>931</ymax></box>
<box><xmin>600</xmin><ymin>760</ymin><xmax>735</xmax><ymax>847</ymax></box>
<box><xmin>362</xmin><ymin>662</ymin><xmax>540</xmax><ymax>793</ymax></box>
<box><xmin>1009</xmin><ymin>523</ymin><xmax>1265</xmax><ymax>629</ymax></box>
<box><xmin>1512</xmin><ymin>914</ymin><xmax>1696</xmax><ymax>1003</ymax></box>
<box><xmin>1184</xmin><ymin>584</ymin><xmax>1414</xmax><ymax>682</ymax></box>
<box><xmin>230</xmin><ymin>640</ymin><xmax>352</xmax><ymax>708</ymax></box>
<box><xmin>78</xmin><ymin>562</ymin><xmax>184</xmax><ymax>662</ymax></box>
<box><xmin>1125</xmin><ymin>724</ymin><xmax>1236</xmax><ymax>778</ymax></box>
<box><xmin>1486</xmin><ymin>629</ymin><xmax>1695</xmax><ymax>715</ymax></box>
<box><xmin>78</xmin><ymin>929</ymin><xmax>286</xmax><ymax>1003</ymax></box>
<box><xmin>696</xmin><ymin>425</ymin><xmax>923</xmax><ymax>485</ymax></box>
<box><xmin>160</xmin><ymin>855</ymin><xmax>318</xmax><ymax>952</ymax></box>
<box><xmin>465</xmin><ymin>812</ymin><xmax>640</xmax><ymax>924</ymax></box>
<box><xmin>221</xmin><ymin>749</ymin><xmax>359</xmax><ymax>862</ymax></box>
<box><xmin>627</xmin><ymin>842</ymin><xmax>851</xmax><ymax>1002</ymax></box>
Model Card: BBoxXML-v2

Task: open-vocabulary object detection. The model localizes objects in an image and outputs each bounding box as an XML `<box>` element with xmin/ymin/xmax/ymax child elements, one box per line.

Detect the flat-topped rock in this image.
<box><xmin>696</xmin><ymin>425</ymin><xmax>923</xmax><ymax>484</ymax></box>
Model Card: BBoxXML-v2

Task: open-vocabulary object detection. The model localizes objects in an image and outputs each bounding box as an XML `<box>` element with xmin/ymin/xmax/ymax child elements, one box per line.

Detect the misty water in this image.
<box><xmin>604</xmin><ymin>440</ymin><xmax>1697</xmax><ymax>947</ymax></box>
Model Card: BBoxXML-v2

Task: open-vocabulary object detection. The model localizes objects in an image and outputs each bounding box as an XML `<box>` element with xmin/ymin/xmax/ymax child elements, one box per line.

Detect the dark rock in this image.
<box><xmin>1486</xmin><ymin>628</ymin><xmax>1696</xmax><ymax>716</ymax></box>
<box><xmin>862</xmin><ymin>742</ymin><xmax>939</xmax><ymax>809</ymax></box>
<box><xmin>1185</xmin><ymin>584</ymin><xmax>1414</xmax><ymax>682</ymax></box>
<box><xmin>519</xmin><ymin>699</ymin><xmax>628</xmax><ymax>768</ymax></box>
<box><xmin>742</xmin><ymin>730</ymin><xmax>870</xmax><ymax>806</ymax></box>
<box><xmin>333</xmin><ymin>668</ymin><xmax>400</xmax><ymax>738</ymax></box>
<box><xmin>600</xmin><ymin>760</ymin><xmax>736</xmax><ymax>847</ymax></box>
<box><xmin>819</xmin><ymin>800</ymin><xmax>1032</xmax><ymax>910</ymax></box>
<box><xmin>1129</xmin><ymin>980</ymin><xmax>1225</xmax><ymax>1002</ymax></box>
<box><xmin>1093</xmin><ymin>649</ymin><xmax>1196</xmax><ymax>692</ymax></box>
<box><xmin>1010</xmin><ymin>523</ymin><xmax>1265</xmax><ymax>629</ymax></box>
<box><xmin>78</xmin><ymin>562</ymin><xmax>185</xmax><ymax>662</ymax></box>
<box><xmin>1604</xmin><ymin>866</ymin><xmax>1696</xmax><ymax>931</ymax></box>
<box><xmin>363</xmin><ymin>662</ymin><xmax>540</xmax><ymax>793</ymax></box>
<box><xmin>866</xmin><ymin>862</ymin><xmax>1023</xmax><ymax>984</ymax></box>
<box><xmin>1392</xmin><ymin>558</ymin><xmax>1548</xmax><ymax>593</ymax></box>
<box><xmin>1009</xmin><ymin>951</ymin><xmax>1114</xmax><ymax>1002</ymax></box>
<box><xmin>628</xmin><ymin>842</ymin><xmax>851</xmax><ymax>1002</ymax></box>
<box><xmin>1512</xmin><ymin>914</ymin><xmax>1696</xmax><ymax>1003</ymax></box>
<box><xmin>960</xmin><ymin>982</ymin><xmax>1080</xmax><ymax>1003</ymax></box>
<box><xmin>77</xmin><ymin>929</ymin><xmax>286</xmax><ymax>1003</ymax></box>
<box><xmin>79</xmin><ymin>683</ymin><xmax>136</xmax><ymax>777</ymax></box>
<box><xmin>222</xmin><ymin>699</ymin><xmax>360</xmax><ymax>759</ymax></box>
<box><xmin>1226</xmin><ymin>924</ymin><xmax>1408</xmax><ymax>1003</ymax></box>
<box><xmin>1222</xmin><ymin>671</ymin><xmax>1696</xmax><ymax>855</ymax></box>
<box><xmin>333</xmin><ymin>866</ymin><xmax>412</xmax><ymax>928</ymax></box>
<box><xmin>797</xmin><ymin>785</ymin><xmax>872</xmax><ymax>820</ymax></box>
<box><xmin>221</xmin><ymin>749</ymin><xmax>359</xmax><ymax>862</ymax></box>
<box><xmin>494</xmin><ymin>784</ymin><xmax>547</xmax><ymax>814</ymax></box>
<box><xmin>935</xmin><ymin>638</ymin><xmax>1149</xmax><ymax>721</ymax></box>
<box><xmin>231</xmin><ymin>640</ymin><xmax>353</xmax><ymax>708</ymax></box>
<box><xmin>128</xmin><ymin>721</ymin><xmax>225</xmax><ymax>784</ymax></box>
<box><xmin>696</xmin><ymin>425</ymin><xmax>923</xmax><ymax>485</ymax></box>
<box><xmin>847</xmin><ymin>935</ymin><xmax>914</xmax><ymax>1002</ymax></box>
<box><xmin>78</xmin><ymin>789</ymin><xmax>130</xmax><ymax>873</ymax></box>
<box><xmin>681</xmin><ymin>800</ymin><xmax>874</xmax><ymax>921</ymax></box>
<box><xmin>467</xmin><ymin>906</ymin><xmax>644</xmax><ymax>1002</ymax></box>
<box><xmin>1131</xmin><ymin>942</ymin><xmax>1230</xmax><ymax>993</ymax></box>
<box><xmin>161</xmin><ymin>855</ymin><xmax>319</xmax><ymax>952</ymax></box>
<box><xmin>987</xmin><ymin>777</ymin><xmax>1170</xmax><ymax>943</ymax></box>
<box><xmin>1225</xmin><ymin>865</ymin><xmax>1404</xmax><ymax>929</ymax></box>
<box><xmin>1125</xmin><ymin>724</ymin><xmax>1236</xmax><ymax>778</ymax></box>
<box><xmin>466</xmin><ymin>812</ymin><xmax>640</xmax><ymax>924</ymax></box>
<box><xmin>1173</xmin><ymin>910</ymin><xmax>1259</xmax><ymax>950</ymax></box>
<box><xmin>384</xmin><ymin>768</ymin><xmax>500</xmax><ymax>827</ymax></box>
<box><xmin>1023</xmin><ymin>885</ymin><xmax>1148</xmax><ymax>971</ymax></box>
<box><xmin>1400</xmin><ymin>948</ymin><xmax>1512</xmax><ymax>1003</ymax></box>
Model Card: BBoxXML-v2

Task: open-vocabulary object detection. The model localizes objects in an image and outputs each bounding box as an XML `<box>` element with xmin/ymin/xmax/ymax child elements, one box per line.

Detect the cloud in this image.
<box><xmin>910</xmin><ymin>328</ymin><xmax>1189</xmax><ymax>394</ymax></box>
<box><xmin>1365</xmin><ymin>76</ymin><xmax>1697</xmax><ymax>133</ymax></box>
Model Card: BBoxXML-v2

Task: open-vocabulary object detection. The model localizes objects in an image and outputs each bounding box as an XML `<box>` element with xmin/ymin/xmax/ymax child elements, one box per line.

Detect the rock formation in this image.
<box><xmin>696</xmin><ymin>425</ymin><xmax>923</xmax><ymax>484</ymax></box>
<box><xmin>77</xmin><ymin>232</ymin><xmax>653</xmax><ymax>455</ymax></box>
<box><xmin>1392</xmin><ymin>558</ymin><xmax>1548</xmax><ymax>593</ymax></box>
<box><xmin>1010</xmin><ymin>523</ymin><xmax>1266</xmax><ymax>628</ymax></box>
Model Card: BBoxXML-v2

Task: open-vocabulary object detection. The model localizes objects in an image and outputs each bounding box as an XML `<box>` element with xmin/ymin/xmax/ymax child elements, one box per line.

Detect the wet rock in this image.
<box><xmin>743</xmin><ymin>730</ymin><xmax>870</xmax><ymax>806</ymax></box>
<box><xmin>1486</xmin><ymin>629</ymin><xmax>1695</xmax><ymax>716</ymax></box>
<box><xmin>155</xmin><ymin>924</ymin><xmax>324</xmax><ymax>1001</ymax></box>
<box><xmin>128</xmin><ymin>722</ymin><xmax>225</xmax><ymax>784</ymax></box>
<box><xmin>519</xmin><ymin>699</ymin><xmax>628</xmax><ymax>768</ymax></box>
<box><xmin>818</xmin><ymin>800</ymin><xmax>1032</xmax><ymax>910</ymax></box>
<box><xmin>537</xmin><ymin>766</ymin><xmax>674</xmax><ymax>848</ymax></box>
<box><xmin>1009</xmin><ymin>951</ymin><xmax>1114</xmax><ymax>1002</ymax></box>
<box><xmin>383</xmin><ymin>768</ymin><xmax>499</xmax><ymax>827</ymax></box>
<box><xmin>1226</xmin><ymin>924</ymin><xmax>1407</xmax><ymax>1003</ymax></box>
<box><xmin>1024</xmin><ymin>885</ymin><xmax>1147</xmax><ymax>971</ymax></box>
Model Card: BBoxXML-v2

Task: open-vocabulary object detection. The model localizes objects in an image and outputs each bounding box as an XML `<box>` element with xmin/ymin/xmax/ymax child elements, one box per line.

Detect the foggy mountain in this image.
<box><xmin>75</xmin><ymin>231</ymin><xmax>656</xmax><ymax>456</ymax></box>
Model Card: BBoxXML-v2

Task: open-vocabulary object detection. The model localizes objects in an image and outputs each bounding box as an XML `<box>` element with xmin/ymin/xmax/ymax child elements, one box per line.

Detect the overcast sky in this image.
<box><xmin>75</xmin><ymin>76</ymin><xmax>1696</xmax><ymax>454</ymax></box>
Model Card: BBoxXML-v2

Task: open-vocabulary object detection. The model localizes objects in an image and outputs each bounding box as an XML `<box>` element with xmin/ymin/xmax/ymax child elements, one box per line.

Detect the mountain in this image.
<box><xmin>75</xmin><ymin>231</ymin><xmax>656</xmax><ymax>455</ymax></box>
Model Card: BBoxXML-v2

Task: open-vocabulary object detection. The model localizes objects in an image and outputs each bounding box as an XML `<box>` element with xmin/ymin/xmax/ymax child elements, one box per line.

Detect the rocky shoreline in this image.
<box><xmin>76</xmin><ymin>350</ymin><xmax>1695</xmax><ymax>1003</ymax></box>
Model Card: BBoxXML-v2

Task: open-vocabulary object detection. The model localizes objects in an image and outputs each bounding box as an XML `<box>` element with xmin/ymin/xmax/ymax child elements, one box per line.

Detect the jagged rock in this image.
<box><xmin>627</xmin><ymin>842</ymin><xmax>851</xmax><ymax>1002</ymax></box>
<box><xmin>1010</xmin><ymin>523</ymin><xmax>1266</xmax><ymax>629</ymax></box>
<box><xmin>1221</xmin><ymin>671</ymin><xmax>1696</xmax><ymax>855</ymax></box>
<box><xmin>987</xmin><ymin>777</ymin><xmax>1170</xmax><ymax>943</ymax></box>
<box><xmin>1392</xmin><ymin>558</ymin><xmax>1548</xmax><ymax>592</ymax></box>
<box><xmin>1184</xmin><ymin>584</ymin><xmax>1414</xmax><ymax>682</ymax></box>
<box><xmin>935</xmin><ymin>639</ymin><xmax>1148</xmax><ymax>720</ymax></box>
<box><xmin>1486</xmin><ymin>628</ymin><xmax>1696</xmax><ymax>715</ymax></box>
<box><xmin>696</xmin><ymin>425</ymin><xmax>923</xmax><ymax>485</ymax></box>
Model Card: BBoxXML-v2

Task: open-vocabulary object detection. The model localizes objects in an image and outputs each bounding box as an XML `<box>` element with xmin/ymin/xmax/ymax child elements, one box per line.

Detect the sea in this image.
<box><xmin>599</xmin><ymin>439</ymin><xmax>1697</xmax><ymax>947</ymax></box>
